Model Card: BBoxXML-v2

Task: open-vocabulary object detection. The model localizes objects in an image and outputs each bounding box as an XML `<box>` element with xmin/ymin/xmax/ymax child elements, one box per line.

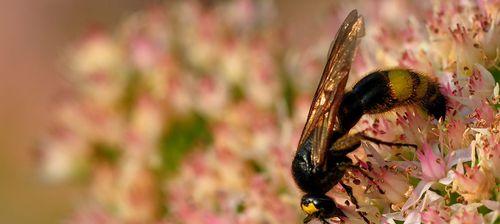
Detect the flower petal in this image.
<box><xmin>481</xmin><ymin>200</ymin><xmax>500</xmax><ymax>211</ymax></box>
<box><xmin>438</xmin><ymin>170</ymin><xmax>455</xmax><ymax>185</ymax></box>
<box><xmin>446</xmin><ymin>148</ymin><xmax>471</xmax><ymax>169</ymax></box>
<box><xmin>403</xmin><ymin>210</ymin><xmax>421</xmax><ymax>224</ymax></box>
<box><xmin>402</xmin><ymin>180</ymin><xmax>433</xmax><ymax>211</ymax></box>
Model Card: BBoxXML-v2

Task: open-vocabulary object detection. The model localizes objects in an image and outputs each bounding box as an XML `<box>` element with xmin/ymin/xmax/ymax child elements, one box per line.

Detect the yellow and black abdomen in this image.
<box><xmin>336</xmin><ymin>69</ymin><xmax>446</xmax><ymax>133</ymax></box>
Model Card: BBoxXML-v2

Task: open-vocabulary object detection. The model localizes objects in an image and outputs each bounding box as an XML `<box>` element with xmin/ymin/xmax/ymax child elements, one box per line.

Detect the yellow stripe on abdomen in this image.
<box><xmin>415</xmin><ymin>75</ymin><xmax>428</xmax><ymax>99</ymax></box>
<box><xmin>387</xmin><ymin>69</ymin><xmax>414</xmax><ymax>101</ymax></box>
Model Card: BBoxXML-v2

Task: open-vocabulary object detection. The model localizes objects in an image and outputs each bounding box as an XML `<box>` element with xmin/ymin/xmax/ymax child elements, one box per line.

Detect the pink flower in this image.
<box><xmin>472</xmin><ymin>124</ymin><xmax>500</xmax><ymax>180</ymax></box>
<box><xmin>417</xmin><ymin>143</ymin><xmax>446</xmax><ymax>181</ymax></box>
<box><xmin>449</xmin><ymin>205</ymin><xmax>484</xmax><ymax>224</ymax></box>
<box><xmin>453</xmin><ymin>165</ymin><xmax>495</xmax><ymax>202</ymax></box>
<box><xmin>443</xmin><ymin>119</ymin><xmax>468</xmax><ymax>149</ymax></box>
<box><xmin>421</xmin><ymin>204</ymin><xmax>450</xmax><ymax>224</ymax></box>
<box><xmin>394</xmin><ymin>109</ymin><xmax>435</xmax><ymax>146</ymax></box>
<box><xmin>375</xmin><ymin>168</ymin><xmax>411</xmax><ymax>207</ymax></box>
<box><xmin>129</xmin><ymin>36</ymin><xmax>161</xmax><ymax>70</ymax></box>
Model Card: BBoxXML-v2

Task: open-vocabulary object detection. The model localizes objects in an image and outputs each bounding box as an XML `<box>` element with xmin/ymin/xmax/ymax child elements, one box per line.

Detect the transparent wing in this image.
<box><xmin>297</xmin><ymin>10</ymin><xmax>365</xmax><ymax>169</ymax></box>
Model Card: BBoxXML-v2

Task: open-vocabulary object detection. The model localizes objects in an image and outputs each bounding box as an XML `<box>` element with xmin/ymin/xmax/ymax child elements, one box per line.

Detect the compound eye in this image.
<box><xmin>301</xmin><ymin>201</ymin><xmax>319</xmax><ymax>215</ymax></box>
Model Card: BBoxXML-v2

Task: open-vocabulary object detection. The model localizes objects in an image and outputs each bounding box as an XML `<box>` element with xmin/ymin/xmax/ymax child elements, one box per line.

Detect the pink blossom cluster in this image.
<box><xmin>39</xmin><ymin>0</ymin><xmax>498</xmax><ymax>223</ymax></box>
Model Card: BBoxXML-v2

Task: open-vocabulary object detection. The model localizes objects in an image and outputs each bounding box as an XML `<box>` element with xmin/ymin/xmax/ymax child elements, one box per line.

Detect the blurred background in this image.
<box><xmin>0</xmin><ymin>2</ymin><xmax>156</xmax><ymax>223</ymax></box>
<box><xmin>0</xmin><ymin>1</ymin><xmax>334</xmax><ymax>223</ymax></box>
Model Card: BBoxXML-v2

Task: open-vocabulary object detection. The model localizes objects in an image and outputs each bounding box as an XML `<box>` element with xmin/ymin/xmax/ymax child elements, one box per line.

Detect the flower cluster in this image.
<box><xmin>341</xmin><ymin>1</ymin><xmax>500</xmax><ymax>223</ymax></box>
<box><xmin>39</xmin><ymin>0</ymin><xmax>498</xmax><ymax>223</ymax></box>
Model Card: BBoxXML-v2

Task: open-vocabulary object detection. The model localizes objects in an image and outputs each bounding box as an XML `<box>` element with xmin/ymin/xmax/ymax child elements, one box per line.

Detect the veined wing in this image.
<box><xmin>297</xmin><ymin>10</ymin><xmax>365</xmax><ymax>169</ymax></box>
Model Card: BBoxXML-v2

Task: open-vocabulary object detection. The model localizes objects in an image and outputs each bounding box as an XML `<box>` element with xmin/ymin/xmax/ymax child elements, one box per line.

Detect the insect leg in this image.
<box><xmin>331</xmin><ymin>132</ymin><xmax>416</xmax><ymax>156</ymax></box>
<box><xmin>330</xmin><ymin>134</ymin><xmax>362</xmax><ymax>155</ymax></box>
<box><xmin>340</xmin><ymin>182</ymin><xmax>370</xmax><ymax>224</ymax></box>
<box><xmin>303</xmin><ymin>214</ymin><xmax>313</xmax><ymax>224</ymax></box>
<box><xmin>357</xmin><ymin>133</ymin><xmax>417</xmax><ymax>149</ymax></box>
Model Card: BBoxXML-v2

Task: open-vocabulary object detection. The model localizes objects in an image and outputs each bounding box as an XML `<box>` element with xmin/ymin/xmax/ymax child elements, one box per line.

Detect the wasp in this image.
<box><xmin>292</xmin><ymin>10</ymin><xmax>446</xmax><ymax>224</ymax></box>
